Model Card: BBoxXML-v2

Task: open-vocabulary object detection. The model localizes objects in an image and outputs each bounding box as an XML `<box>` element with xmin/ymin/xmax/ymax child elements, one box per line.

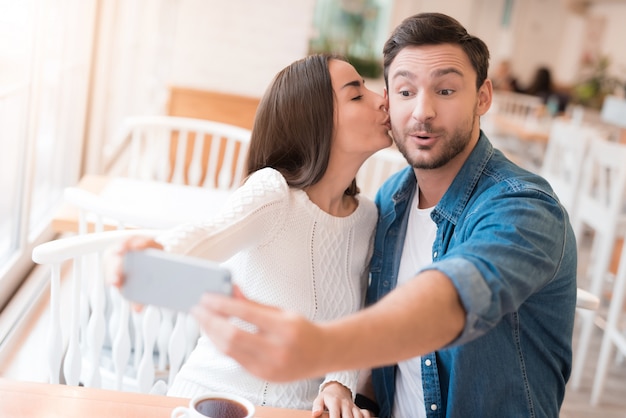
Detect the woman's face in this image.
<box><xmin>328</xmin><ymin>59</ymin><xmax>392</xmax><ymax>162</ymax></box>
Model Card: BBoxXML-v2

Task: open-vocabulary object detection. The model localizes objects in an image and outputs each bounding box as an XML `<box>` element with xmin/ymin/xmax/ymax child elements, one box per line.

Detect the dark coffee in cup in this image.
<box><xmin>194</xmin><ymin>397</ymin><xmax>249</xmax><ymax>418</ymax></box>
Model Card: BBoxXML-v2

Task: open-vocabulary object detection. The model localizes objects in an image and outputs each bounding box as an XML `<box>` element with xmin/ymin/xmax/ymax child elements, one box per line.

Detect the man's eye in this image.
<box><xmin>352</xmin><ymin>95</ymin><xmax>363</xmax><ymax>101</ymax></box>
<box><xmin>439</xmin><ymin>89</ymin><xmax>454</xmax><ymax>96</ymax></box>
<box><xmin>399</xmin><ymin>90</ymin><xmax>411</xmax><ymax>97</ymax></box>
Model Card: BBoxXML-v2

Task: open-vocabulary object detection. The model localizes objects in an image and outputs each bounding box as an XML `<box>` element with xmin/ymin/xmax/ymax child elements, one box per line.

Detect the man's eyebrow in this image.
<box><xmin>432</xmin><ymin>67</ymin><xmax>463</xmax><ymax>78</ymax></box>
<box><xmin>341</xmin><ymin>79</ymin><xmax>363</xmax><ymax>89</ymax></box>
<box><xmin>391</xmin><ymin>68</ymin><xmax>463</xmax><ymax>81</ymax></box>
<box><xmin>391</xmin><ymin>70</ymin><xmax>415</xmax><ymax>81</ymax></box>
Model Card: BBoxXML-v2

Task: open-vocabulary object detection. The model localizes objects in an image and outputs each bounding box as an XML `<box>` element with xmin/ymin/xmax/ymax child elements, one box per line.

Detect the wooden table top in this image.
<box><xmin>0</xmin><ymin>378</ymin><xmax>314</xmax><ymax>418</ymax></box>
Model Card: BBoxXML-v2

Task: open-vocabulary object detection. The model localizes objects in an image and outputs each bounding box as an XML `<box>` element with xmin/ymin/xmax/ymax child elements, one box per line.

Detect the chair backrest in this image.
<box><xmin>167</xmin><ymin>86</ymin><xmax>260</xmax><ymax>130</ymax></box>
<box><xmin>32</xmin><ymin>229</ymin><xmax>199</xmax><ymax>393</ymax></box>
<box><xmin>356</xmin><ymin>148</ymin><xmax>408</xmax><ymax>199</ymax></box>
<box><xmin>123</xmin><ymin>115</ymin><xmax>252</xmax><ymax>189</ymax></box>
<box><xmin>573</xmin><ymin>137</ymin><xmax>626</xmax><ymax>299</ymax></box>
<box><xmin>489</xmin><ymin>91</ymin><xmax>544</xmax><ymax>125</ymax></box>
<box><xmin>574</xmin><ymin>137</ymin><xmax>626</xmax><ymax>237</ymax></box>
<box><xmin>540</xmin><ymin>119</ymin><xmax>598</xmax><ymax>217</ymax></box>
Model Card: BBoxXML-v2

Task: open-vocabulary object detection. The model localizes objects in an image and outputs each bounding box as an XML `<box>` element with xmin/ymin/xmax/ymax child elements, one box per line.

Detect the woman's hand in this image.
<box><xmin>105</xmin><ymin>236</ymin><xmax>163</xmax><ymax>311</ymax></box>
<box><xmin>312</xmin><ymin>382</ymin><xmax>372</xmax><ymax>418</ymax></box>
<box><xmin>108</xmin><ymin>236</ymin><xmax>163</xmax><ymax>287</ymax></box>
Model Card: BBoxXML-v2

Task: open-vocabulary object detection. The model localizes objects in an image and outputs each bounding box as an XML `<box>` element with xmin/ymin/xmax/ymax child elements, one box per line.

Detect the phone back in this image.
<box><xmin>122</xmin><ymin>249</ymin><xmax>232</xmax><ymax>312</ymax></box>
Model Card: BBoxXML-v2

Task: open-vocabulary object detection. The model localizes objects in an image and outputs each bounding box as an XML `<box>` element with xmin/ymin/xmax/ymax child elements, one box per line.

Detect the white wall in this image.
<box><xmin>593</xmin><ymin>2</ymin><xmax>626</xmax><ymax>84</ymax></box>
<box><xmin>169</xmin><ymin>0</ymin><xmax>316</xmax><ymax>97</ymax></box>
<box><xmin>165</xmin><ymin>0</ymin><xmax>626</xmax><ymax>98</ymax></box>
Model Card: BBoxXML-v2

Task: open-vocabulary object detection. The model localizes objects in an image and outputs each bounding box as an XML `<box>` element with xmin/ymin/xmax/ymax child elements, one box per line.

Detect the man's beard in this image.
<box><xmin>394</xmin><ymin>114</ymin><xmax>476</xmax><ymax>170</ymax></box>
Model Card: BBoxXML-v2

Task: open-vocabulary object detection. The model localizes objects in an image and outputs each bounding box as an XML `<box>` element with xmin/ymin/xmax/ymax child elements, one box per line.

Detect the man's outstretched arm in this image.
<box><xmin>191</xmin><ymin>269</ymin><xmax>466</xmax><ymax>382</ymax></box>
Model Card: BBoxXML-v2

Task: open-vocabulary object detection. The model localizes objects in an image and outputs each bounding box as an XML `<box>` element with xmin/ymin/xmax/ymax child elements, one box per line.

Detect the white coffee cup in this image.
<box><xmin>171</xmin><ymin>392</ymin><xmax>255</xmax><ymax>418</ymax></box>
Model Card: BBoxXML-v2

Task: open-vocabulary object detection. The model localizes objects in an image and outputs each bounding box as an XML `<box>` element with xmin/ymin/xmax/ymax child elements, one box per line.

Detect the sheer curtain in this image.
<box><xmin>0</xmin><ymin>0</ymin><xmax>97</xmax><ymax>309</ymax></box>
<box><xmin>0</xmin><ymin>0</ymin><xmax>178</xmax><ymax>312</ymax></box>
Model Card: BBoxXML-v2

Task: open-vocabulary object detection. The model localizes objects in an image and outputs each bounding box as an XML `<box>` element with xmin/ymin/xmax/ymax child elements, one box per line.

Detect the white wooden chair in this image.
<box><xmin>32</xmin><ymin>229</ymin><xmax>198</xmax><ymax>393</ymax></box>
<box><xmin>570</xmin><ymin>137</ymin><xmax>626</xmax><ymax>391</ymax></box>
<box><xmin>591</xmin><ymin>235</ymin><xmax>626</xmax><ymax>405</ymax></box>
<box><xmin>57</xmin><ymin>181</ymin><xmax>210</xmax><ymax>393</ymax></box>
<box><xmin>56</xmin><ymin>118</ymin><xmax>245</xmax><ymax>392</ymax></box>
<box><xmin>481</xmin><ymin>91</ymin><xmax>549</xmax><ymax>170</ymax></box>
<box><xmin>357</xmin><ymin>147</ymin><xmax>407</xmax><ymax>199</ymax></box>
<box><xmin>121</xmin><ymin>115</ymin><xmax>251</xmax><ymax>189</ymax></box>
<box><xmin>489</xmin><ymin>91</ymin><xmax>545</xmax><ymax>128</ymax></box>
<box><xmin>539</xmin><ymin>119</ymin><xmax>598</xmax><ymax>220</ymax></box>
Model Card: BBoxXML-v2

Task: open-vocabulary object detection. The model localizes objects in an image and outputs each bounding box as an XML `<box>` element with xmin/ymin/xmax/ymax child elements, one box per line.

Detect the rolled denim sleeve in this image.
<box><xmin>424</xmin><ymin>187</ymin><xmax>571</xmax><ymax>347</ymax></box>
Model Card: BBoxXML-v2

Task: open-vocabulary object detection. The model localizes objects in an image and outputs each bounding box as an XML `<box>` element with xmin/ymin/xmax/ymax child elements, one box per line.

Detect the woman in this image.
<box><xmin>524</xmin><ymin>66</ymin><xmax>569</xmax><ymax>114</ymax></box>
<box><xmin>112</xmin><ymin>54</ymin><xmax>391</xmax><ymax>417</ymax></box>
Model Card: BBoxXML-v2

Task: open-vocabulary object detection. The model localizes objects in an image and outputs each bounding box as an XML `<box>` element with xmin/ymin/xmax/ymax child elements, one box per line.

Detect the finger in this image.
<box><xmin>326</xmin><ymin>403</ymin><xmax>339</xmax><ymax>418</ymax></box>
<box><xmin>360</xmin><ymin>408</ymin><xmax>372</xmax><ymax>418</ymax></box>
<box><xmin>351</xmin><ymin>406</ymin><xmax>366</xmax><ymax>418</ymax></box>
<box><xmin>340</xmin><ymin>403</ymin><xmax>354</xmax><ymax>418</ymax></box>
<box><xmin>118</xmin><ymin>236</ymin><xmax>161</xmax><ymax>254</ymax></box>
<box><xmin>191</xmin><ymin>302</ymin><xmax>265</xmax><ymax>357</ymax></box>
<box><xmin>311</xmin><ymin>395</ymin><xmax>325</xmax><ymax>417</ymax></box>
<box><xmin>198</xmin><ymin>293</ymin><xmax>284</xmax><ymax>333</ymax></box>
<box><xmin>191</xmin><ymin>301</ymin><xmax>296</xmax><ymax>380</ymax></box>
<box><xmin>232</xmin><ymin>284</ymin><xmax>247</xmax><ymax>300</ymax></box>
<box><xmin>104</xmin><ymin>247</ymin><xmax>123</xmax><ymax>288</ymax></box>
<box><xmin>113</xmin><ymin>237</ymin><xmax>163</xmax><ymax>286</ymax></box>
<box><xmin>131</xmin><ymin>302</ymin><xmax>145</xmax><ymax>313</ymax></box>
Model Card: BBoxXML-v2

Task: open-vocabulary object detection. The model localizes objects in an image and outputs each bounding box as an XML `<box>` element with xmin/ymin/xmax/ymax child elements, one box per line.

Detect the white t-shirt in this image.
<box><xmin>393</xmin><ymin>187</ymin><xmax>437</xmax><ymax>418</ymax></box>
<box><xmin>158</xmin><ymin>167</ymin><xmax>378</xmax><ymax>410</ymax></box>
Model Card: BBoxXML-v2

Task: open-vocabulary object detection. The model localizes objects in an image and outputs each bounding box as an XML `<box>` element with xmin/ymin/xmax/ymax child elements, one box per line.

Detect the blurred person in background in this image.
<box><xmin>490</xmin><ymin>59</ymin><xmax>520</xmax><ymax>92</ymax></box>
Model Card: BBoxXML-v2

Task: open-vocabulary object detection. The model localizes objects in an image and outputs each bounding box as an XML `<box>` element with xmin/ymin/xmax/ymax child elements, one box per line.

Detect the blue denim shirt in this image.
<box><xmin>366</xmin><ymin>133</ymin><xmax>577</xmax><ymax>418</ymax></box>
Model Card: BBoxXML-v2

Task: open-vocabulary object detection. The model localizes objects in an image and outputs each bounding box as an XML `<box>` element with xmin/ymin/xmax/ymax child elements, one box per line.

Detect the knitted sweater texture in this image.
<box><xmin>161</xmin><ymin>167</ymin><xmax>378</xmax><ymax>409</ymax></box>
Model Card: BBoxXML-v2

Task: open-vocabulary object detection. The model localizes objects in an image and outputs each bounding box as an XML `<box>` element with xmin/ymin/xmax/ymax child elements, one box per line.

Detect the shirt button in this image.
<box><xmin>431</xmin><ymin>404</ymin><xmax>438</xmax><ymax>411</ymax></box>
<box><xmin>383</xmin><ymin>280</ymin><xmax>389</xmax><ymax>287</ymax></box>
<box><xmin>424</xmin><ymin>359</ymin><xmax>432</xmax><ymax>366</ymax></box>
<box><xmin>433</xmin><ymin>251</ymin><xmax>438</xmax><ymax>258</ymax></box>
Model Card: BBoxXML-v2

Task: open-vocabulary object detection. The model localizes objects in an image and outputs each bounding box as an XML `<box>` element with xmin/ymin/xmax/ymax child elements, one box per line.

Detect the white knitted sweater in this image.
<box><xmin>160</xmin><ymin>167</ymin><xmax>378</xmax><ymax>410</ymax></box>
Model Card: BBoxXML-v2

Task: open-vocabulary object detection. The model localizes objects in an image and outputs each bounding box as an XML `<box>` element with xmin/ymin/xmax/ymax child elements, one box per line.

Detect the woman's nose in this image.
<box><xmin>377</xmin><ymin>94</ymin><xmax>389</xmax><ymax>112</ymax></box>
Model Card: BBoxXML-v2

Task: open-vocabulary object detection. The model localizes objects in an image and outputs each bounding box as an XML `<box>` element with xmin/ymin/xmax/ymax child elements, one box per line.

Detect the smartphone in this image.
<box><xmin>122</xmin><ymin>248</ymin><xmax>232</xmax><ymax>312</ymax></box>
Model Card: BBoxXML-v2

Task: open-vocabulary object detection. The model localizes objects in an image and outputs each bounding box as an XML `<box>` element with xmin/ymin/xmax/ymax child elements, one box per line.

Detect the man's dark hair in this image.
<box><xmin>383</xmin><ymin>12</ymin><xmax>490</xmax><ymax>90</ymax></box>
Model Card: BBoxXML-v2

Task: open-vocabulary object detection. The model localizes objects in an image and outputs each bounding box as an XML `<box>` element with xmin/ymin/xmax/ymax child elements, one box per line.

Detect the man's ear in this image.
<box><xmin>477</xmin><ymin>79</ymin><xmax>493</xmax><ymax>116</ymax></box>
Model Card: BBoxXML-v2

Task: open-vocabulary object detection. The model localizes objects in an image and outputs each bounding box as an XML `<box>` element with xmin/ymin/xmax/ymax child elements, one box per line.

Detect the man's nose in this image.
<box><xmin>411</xmin><ymin>92</ymin><xmax>436</xmax><ymax>123</ymax></box>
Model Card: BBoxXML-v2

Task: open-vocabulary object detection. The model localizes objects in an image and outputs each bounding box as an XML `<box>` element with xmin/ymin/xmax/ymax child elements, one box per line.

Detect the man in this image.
<box><xmin>192</xmin><ymin>13</ymin><xmax>576</xmax><ymax>417</ymax></box>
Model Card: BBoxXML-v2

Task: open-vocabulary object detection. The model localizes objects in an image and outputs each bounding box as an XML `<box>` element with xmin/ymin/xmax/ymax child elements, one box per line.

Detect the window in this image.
<box><xmin>0</xmin><ymin>0</ymin><xmax>96</xmax><ymax>308</ymax></box>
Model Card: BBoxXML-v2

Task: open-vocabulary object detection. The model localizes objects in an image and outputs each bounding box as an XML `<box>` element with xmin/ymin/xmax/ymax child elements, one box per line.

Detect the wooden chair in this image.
<box><xmin>121</xmin><ymin>115</ymin><xmax>251</xmax><ymax>190</ymax></box>
<box><xmin>31</xmin><ymin>229</ymin><xmax>198</xmax><ymax>394</ymax></box>
<box><xmin>167</xmin><ymin>87</ymin><xmax>260</xmax><ymax>131</ymax></box>
<box><xmin>570</xmin><ymin>137</ymin><xmax>626</xmax><ymax>391</ymax></box>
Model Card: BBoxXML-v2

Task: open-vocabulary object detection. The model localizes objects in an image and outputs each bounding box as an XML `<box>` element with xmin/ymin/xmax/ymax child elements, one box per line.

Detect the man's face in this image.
<box><xmin>385</xmin><ymin>44</ymin><xmax>491</xmax><ymax>170</ymax></box>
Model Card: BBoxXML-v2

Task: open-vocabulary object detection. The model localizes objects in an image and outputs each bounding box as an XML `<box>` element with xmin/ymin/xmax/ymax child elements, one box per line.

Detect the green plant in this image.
<box><xmin>572</xmin><ymin>55</ymin><xmax>625</xmax><ymax>109</ymax></box>
<box><xmin>308</xmin><ymin>0</ymin><xmax>383</xmax><ymax>79</ymax></box>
